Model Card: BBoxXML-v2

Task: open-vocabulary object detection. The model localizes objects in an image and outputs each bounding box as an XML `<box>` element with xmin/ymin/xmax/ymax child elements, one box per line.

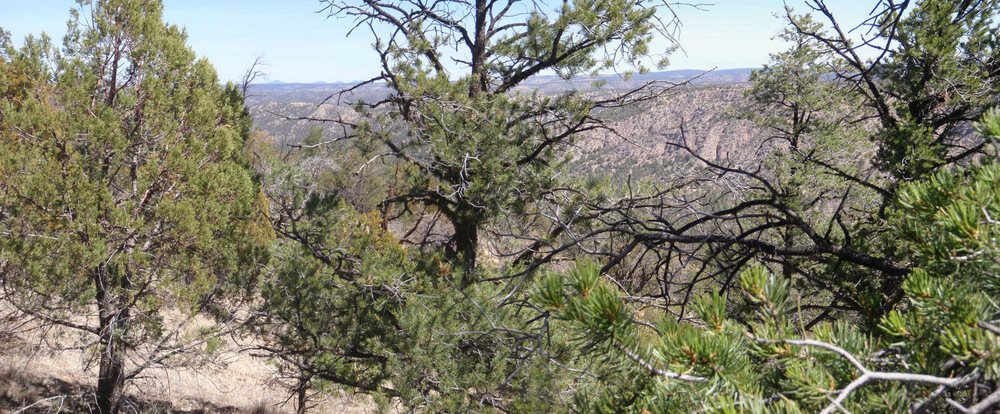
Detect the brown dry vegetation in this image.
<box><xmin>0</xmin><ymin>314</ymin><xmax>376</xmax><ymax>414</ymax></box>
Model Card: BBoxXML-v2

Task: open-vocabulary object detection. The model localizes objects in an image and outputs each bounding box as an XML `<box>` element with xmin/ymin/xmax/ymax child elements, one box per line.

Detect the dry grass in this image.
<box><xmin>247</xmin><ymin>400</ymin><xmax>282</xmax><ymax>414</ymax></box>
<box><xmin>0</xmin><ymin>340</ymin><xmax>30</xmax><ymax>405</ymax></box>
<box><xmin>0</xmin><ymin>310</ymin><xmax>377</xmax><ymax>414</ymax></box>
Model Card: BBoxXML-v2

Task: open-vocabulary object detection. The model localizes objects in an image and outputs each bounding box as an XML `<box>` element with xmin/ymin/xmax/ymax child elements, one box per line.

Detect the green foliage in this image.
<box><xmin>537</xmin><ymin>110</ymin><xmax>1000</xmax><ymax>413</ymax></box>
<box><xmin>300</xmin><ymin>125</ymin><xmax>326</xmax><ymax>158</ymax></box>
<box><xmin>887</xmin><ymin>129</ymin><xmax>1000</xmax><ymax>379</ymax></box>
<box><xmin>257</xmin><ymin>1</ymin><xmax>1000</xmax><ymax>410</ymax></box>
<box><xmin>737</xmin><ymin>10</ymin><xmax>872</xmax><ymax>210</ymax></box>
<box><xmin>258</xmin><ymin>159</ymin><xmax>593</xmax><ymax>412</ymax></box>
<box><xmin>257</xmin><ymin>163</ymin><xmax>409</xmax><ymax>395</ymax></box>
<box><xmin>533</xmin><ymin>263</ymin><xmax>758</xmax><ymax>413</ymax></box>
<box><xmin>255</xmin><ymin>0</ymin><xmax>683</xmax><ymax>409</ymax></box>
<box><xmin>622</xmin><ymin>0</ymin><xmax>1000</xmax><ymax>338</ymax></box>
<box><xmin>873</xmin><ymin>0</ymin><xmax>1000</xmax><ymax>180</ymax></box>
<box><xmin>5</xmin><ymin>0</ymin><xmax>996</xmax><ymax>412</ymax></box>
<box><xmin>541</xmin><ymin>256</ymin><xmax>999</xmax><ymax>412</ymax></box>
<box><xmin>896</xmin><ymin>155</ymin><xmax>1000</xmax><ymax>290</ymax></box>
<box><xmin>318</xmin><ymin>0</ymin><xmax>679</xmax><ymax>270</ymax></box>
<box><xmin>0</xmin><ymin>1</ymin><xmax>269</xmax><ymax>412</ymax></box>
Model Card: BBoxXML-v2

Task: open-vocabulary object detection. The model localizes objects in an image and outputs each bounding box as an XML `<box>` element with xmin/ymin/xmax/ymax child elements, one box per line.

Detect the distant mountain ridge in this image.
<box><xmin>249</xmin><ymin>68</ymin><xmax>756</xmax><ymax>102</ymax></box>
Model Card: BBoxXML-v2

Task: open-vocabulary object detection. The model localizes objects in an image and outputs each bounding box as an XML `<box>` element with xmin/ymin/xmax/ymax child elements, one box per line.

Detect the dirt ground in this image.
<box><xmin>0</xmin><ymin>321</ymin><xmax>377</xmax><ymax>414</ymax></box>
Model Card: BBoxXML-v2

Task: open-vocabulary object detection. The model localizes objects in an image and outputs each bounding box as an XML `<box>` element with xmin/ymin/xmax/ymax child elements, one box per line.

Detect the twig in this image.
<box><xmin>13</xmin><ymin>395</ymin><xmax>67</xmax><ymax>414</ymax></box>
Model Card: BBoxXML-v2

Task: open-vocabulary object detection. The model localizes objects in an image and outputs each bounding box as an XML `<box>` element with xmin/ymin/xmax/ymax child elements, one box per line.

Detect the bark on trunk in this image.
<box><xmin>96</xmin><ymin>341</ymin><xmax>126</xmax><ymax>414</ymax></box>
<box><xmin>94</xmin><ymin>265</ymin><xmax>128</xmax><ymax>414</ymax></box>
<box><xmin>296</xmin><ymin>379</ymin><xmax>308</xmax><ymax>414</ymax></box>
<box><xmin>453</xmin><ymin>218</ymin><xmax>479</xmax><ymax>275</ymax></box>
<box><xmin>468</xmin><ymin>0</ymin><xmax>488</xmax><ymax>97</ymax></box>
<box><xmin>782</xmin><ymin>229</ymin><xmax>794</xmax><ymax>280</ymax></box>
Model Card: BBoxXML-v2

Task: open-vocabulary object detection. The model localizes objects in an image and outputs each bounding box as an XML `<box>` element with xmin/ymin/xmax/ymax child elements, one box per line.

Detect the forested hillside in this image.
<box><xmin>248</xmin><ymin>79</ymin><xmax>760</xmax><ymax>182</ymax></box>
<box><xmin>2</xmin><ymin>0</ymin><xmax>1000</xmax><ymax>414</ymax></box>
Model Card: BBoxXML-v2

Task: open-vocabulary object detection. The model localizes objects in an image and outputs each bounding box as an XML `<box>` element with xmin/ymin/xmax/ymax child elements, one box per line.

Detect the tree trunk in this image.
<box><xmin>782</xmin><ymin>229</ymin><xmax>794</xmax><ymax>280</ymax></box>
<box><xmin>96</xmin><ymin>340</ymin><xmax>126</xmax><ymax>414</ymax></box>
<box><xmin>296</xmin><ymin>377</ymin><xmax>308</xmax><ymax>414</ymax></box>
<box><xmin>468</xmin><ymin>0</ymin><xmax>488</xmax><ymax>97</ymax></box>
<box><xmin>94</xmin><ymin>265</ymin><xmax>128</xmax><ymax>414</ymax></box>
<box><xmin>453</xmin><ymin>218</ymin><xmax>479</xmax><ymax>275</ymax></box>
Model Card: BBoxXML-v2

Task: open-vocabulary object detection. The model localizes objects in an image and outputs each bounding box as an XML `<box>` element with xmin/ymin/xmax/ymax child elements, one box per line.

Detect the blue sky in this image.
<box><xmin>1</xmin><ymin>1</ymin><xmax>877</xmax><ymax>83</ymax></box>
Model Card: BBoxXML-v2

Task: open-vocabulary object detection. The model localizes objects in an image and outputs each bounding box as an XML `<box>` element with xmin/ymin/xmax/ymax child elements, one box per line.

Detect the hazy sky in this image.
<box><xmin>1</xmin><ymin>1</ymin><xmax>878</xmax><ymax>83</ymax></box>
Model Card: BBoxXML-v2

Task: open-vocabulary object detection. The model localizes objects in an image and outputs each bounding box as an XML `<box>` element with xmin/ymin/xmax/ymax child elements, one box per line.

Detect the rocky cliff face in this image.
<box><xmin>570</xmin><ymin>84</ymin><xmax>760</xmax><ymax>181</ymax></box>
<box><xmin>247</xmin><ymin>75</ymin><xmax>762</xmax><ymax>182</ymax></box>
<box><xmin>249</xmin><ymin>100</ymin><xmax>359</xmax><ymax>147</ymax></box>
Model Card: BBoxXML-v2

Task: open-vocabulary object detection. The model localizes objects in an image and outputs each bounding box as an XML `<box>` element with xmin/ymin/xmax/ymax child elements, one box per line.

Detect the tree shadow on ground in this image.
<box><xmin>0</xmin><ymin>370</ymin><xmax>262</xmax><ymax>414</ymax></box>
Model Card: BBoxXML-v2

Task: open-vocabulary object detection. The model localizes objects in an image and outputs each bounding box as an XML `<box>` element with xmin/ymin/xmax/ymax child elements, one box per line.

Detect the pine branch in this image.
<box><xmin>750</xmin><ymin>335</ymin><xmax>971</xmax><ymax>414</ymax></box>
<box><xmin>615</xmin><ymin>343</ymin><xmax>706</xmax><ymax>382</ymax></box>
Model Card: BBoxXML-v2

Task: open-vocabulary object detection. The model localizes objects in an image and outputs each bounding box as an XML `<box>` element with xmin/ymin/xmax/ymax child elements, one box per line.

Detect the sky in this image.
<box><xmin>0</xmin><ymin>0</ymin><xmax>878</xmax><ymax>84</ymax></box>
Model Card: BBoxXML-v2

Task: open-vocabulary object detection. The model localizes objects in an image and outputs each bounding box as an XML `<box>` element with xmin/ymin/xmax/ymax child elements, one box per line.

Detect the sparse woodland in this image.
<box><xmin>2</xmin><ymin>0</ymin><xmax>1000</xmax><ymax>413</ymax></box>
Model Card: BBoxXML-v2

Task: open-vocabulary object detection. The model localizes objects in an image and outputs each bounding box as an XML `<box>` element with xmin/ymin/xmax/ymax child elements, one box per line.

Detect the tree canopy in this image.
<box><xmin>253</xmin><ymin>0</ymin><xmax>1000</xmax><ymax>411</ymax></box>
<box><xmin>0</xmin><ymin>1</ymin><xmax>269</xmax><ymax>412</ymax></box>
<box><xmin>3</xmin><ymin>0</ymin><xmax>1000</xmax><ymax>413</ymax></box>
<box><xmin>529</xmin><ymin>0</ymin><xmax>1000</xmax><ymax>411</ymax></box>
<box><xmin>310</xmin><ymin>0</ymin><xmax>683</xmax><ymax>271</ymax></box>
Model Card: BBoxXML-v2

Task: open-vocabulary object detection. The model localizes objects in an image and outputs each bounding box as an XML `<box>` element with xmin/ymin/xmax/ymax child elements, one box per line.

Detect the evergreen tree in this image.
<box><xmin>257</xmin><ymin>143</ymin><xmax>594</xmax><ymax>412</ymax></box>
<box><xmin>315</xmin><ymin>0</ymin><xmax>682</xmax><ymax>272</ymax></box>
<box><xmin>255</xmin><ymin>0</ymin><xmax>687</xmax><ymax>410</ymax></box>
<box><xmin>572</xmin><ymin>0</ymin><xmax>1000</xmax><ymax>330</ymax></box>
<box><xmin>0</xmin><ymin>2</ymin><xmax>269</xmax><ymax>413</ymax></box>
<box><xmin>537</xmin><ymin>109</ymin><xmax>1000</xmax><ymax>410</ymax></box>
<box><xmin>528</xmin><ymin>0</ymin><xmax>1000</xmax><ymax>407</ymax></box>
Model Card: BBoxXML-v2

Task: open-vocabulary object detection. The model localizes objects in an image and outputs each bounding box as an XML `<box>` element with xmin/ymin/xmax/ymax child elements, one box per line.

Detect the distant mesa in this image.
<box><xmin>258</xmin><ymin>68</ymin><xmax>755</xmax><ymax>89</ymax></box>
<box><xmin>262</xmin><ymin>80</ymin><xmax>353</xmax><ymax>86</ymax></box>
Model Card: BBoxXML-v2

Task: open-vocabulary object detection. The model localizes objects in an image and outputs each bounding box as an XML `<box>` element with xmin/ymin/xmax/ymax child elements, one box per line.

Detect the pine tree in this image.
<box><xmin>315</xmin><ymin>0</ymin><xmax>681</xmax><ymax>272</ymax></box>
<box><xmin>257</xmin><ymin>144</ymin><xmax>595</xmax><ymax>412</ymax></box>
<box><xmin>0</xmin><ymin>2</ymin><xmax>269</xmax><ymax>413</ymax></box>
<box><xmin>255</xmin><ymin>0</ymin><xmax>686</xmax><ymax>410</ymax></box>
<box><xmin>574</xmin><ymin>0</ymin><xmax>1000</xmax><ymax>330</ymax></box>
<box><xmin>529</xmin><ymin>0</ymin><xmax>1000</xmax><ymax>406</ymax></box>
<box><xmin>536</xmin><ymin>118</ymin><xmax>1000</xmax><ymax>409</ymax></box>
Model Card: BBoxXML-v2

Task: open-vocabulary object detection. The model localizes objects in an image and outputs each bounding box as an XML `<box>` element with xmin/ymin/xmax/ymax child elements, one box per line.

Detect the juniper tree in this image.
<box><xmin>0</xmin><ymin>1</ymin><xmax>269</xmax><ymax>413</ymax></box>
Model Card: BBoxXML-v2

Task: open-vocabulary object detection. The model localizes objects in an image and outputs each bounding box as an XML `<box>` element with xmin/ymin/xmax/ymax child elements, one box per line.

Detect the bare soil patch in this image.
<box><xmin>0</xmin><ymin>319</ymin><xmax>374</xmax><ymax>414</ymax></box>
